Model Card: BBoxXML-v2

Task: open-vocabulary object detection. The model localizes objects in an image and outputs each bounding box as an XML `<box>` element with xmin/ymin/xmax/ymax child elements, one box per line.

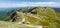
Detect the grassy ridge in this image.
<box><xmin>16</xmin><ymin>7</ymin><xmax>60</xmax><ymax>28</ymax></box>
<box><xmin>0</xmin><ymin>7</ymin><xmax>60</xmax><ymax>28</ymax></box>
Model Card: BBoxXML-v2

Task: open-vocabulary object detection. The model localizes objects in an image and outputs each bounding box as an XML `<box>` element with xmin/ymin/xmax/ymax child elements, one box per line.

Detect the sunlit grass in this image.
<box><xmin>0</xmin><ymin>7</ymin><xmax>60</xmax><ymax>28</ymax></box>
<box><xmin>0</xmin><ymin>21</ymin><xmax>32</xmax><ymax>28</ymax></box>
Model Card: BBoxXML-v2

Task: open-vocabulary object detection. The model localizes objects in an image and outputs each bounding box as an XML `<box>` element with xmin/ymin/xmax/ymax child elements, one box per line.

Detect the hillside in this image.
<box><xmin>9</xmin><ymin>7</ymin><xmax>60</xmax><ymax>28</ymax></box>
<box><xmin>0</xmin><ymin>7</ymin><xmax>60</xmax><ymax>28</ymax></box>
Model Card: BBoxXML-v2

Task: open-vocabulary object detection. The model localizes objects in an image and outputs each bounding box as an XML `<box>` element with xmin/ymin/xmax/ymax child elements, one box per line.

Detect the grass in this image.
<box><xmin>0</xmin><ymin>21</ymin><xmax>31</xmax><ymax>28</ymax></box>
<box><xmin>0</xmin><ymin>7</ymin><xmax>60</xmax><ymax>28</ymax></box>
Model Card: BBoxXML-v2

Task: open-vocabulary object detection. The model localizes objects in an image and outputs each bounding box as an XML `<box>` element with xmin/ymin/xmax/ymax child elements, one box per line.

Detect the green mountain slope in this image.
<box><xmin>0</xmin><ymin>7</ymin><xmax>60</xmax><ymax>28</ymax></box>
<box><xmin>16</xmin><ymin>7</ymin><xmax>60</xmax><ymax>28</ymax></box>
<box><xmin>30</xmin><ymin>7</ymin><xmax>60</xmax><ymax>28</ymax></box>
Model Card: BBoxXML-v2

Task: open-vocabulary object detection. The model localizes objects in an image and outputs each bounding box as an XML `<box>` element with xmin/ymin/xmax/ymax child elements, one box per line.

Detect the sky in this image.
<box><xmin>0</xmin><ymin>0</ymin><xmax>60</xmax><ymax>8</ymax></box>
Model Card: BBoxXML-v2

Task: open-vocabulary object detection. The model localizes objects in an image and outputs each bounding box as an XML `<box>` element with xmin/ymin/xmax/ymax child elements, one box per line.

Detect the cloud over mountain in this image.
<box><xmin>0</xmin><ymin>2</ymin><xmax>60</xmax><ymax>8</ymax></box>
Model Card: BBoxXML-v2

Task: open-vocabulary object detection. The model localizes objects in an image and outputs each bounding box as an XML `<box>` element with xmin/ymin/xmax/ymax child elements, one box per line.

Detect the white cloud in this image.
<box><xmin>0</xmin><ymin>2</ymin><xmax>60</xmax><ymax>8</ymax></box>
<box><xmin>21</xmin><ymin>2</ymin><xmax>60</xmax><ymax>7</ymax></box>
